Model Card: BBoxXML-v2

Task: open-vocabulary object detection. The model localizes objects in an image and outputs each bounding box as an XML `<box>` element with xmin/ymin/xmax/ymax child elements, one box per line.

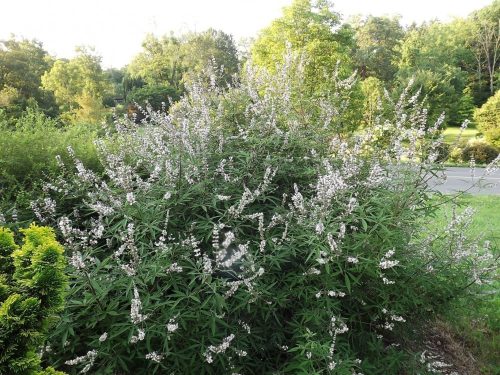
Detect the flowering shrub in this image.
<box><xmin>0</xmin><ymin>225</ymin><xmax>67</xmax><ymax>375</ymax></box>
<box><xmin>31</xmin><ymin>56</ymin><xmax>498</xmax><ymax>374</ymax></box>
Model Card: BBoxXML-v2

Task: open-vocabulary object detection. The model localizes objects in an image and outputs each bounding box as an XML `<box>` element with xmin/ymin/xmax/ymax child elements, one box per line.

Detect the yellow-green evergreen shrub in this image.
<box><xmin>0</xmin><ymin>225</ymin><xmax>67</xmax><ymax>375</ymax></box>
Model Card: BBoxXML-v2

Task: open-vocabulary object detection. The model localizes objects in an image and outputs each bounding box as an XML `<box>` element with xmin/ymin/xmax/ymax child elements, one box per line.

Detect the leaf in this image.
<box><xmin>344</xmin><ymin>272</ymin><xmax>351</xmax><ymax>294</ymax></box>
<box><xmin>210</xmin><ymin>316</ymin><xmax>216</xmax><ymax>336</ymax></box>
<box><xmin>361</xmin><ymin>218</ymin><xmax>368</xmax><ymax>232</ymax></box>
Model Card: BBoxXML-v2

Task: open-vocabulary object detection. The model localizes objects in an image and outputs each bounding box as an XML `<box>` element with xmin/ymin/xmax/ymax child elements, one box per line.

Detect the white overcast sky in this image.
<box><xmin>0</xmin><ymin>0</ymin><xmax>494</xmax><ymax>68</ymax></box>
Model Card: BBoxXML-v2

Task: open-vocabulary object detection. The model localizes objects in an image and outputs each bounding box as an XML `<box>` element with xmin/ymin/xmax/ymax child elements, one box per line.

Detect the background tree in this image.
<box><xmin>41</xmin><ymin>59</ymin><xmax>80</xmax><ymax>113</ymax></box>
<box><xmin>457</xmin><ymin>87</ymin><xmax>476</xmax><ymax>124</ymax></box>
<box><xmin>352</xmin><ymin>15</ymin><xmax>405</xmax><ymax>83</ymax></box>
<box><xmin>122</xmin><ymin>74</ymin><xmax>145</xmax><ymax>103</ymax></box>
<box><xmin>395</xmin><ymin>21</ymin><xmax>471</xmax><ymax>125</ymax></box>
<box><xmin>126</xmin><ymin>84</ymin><xmax>180</xmax><ymax>112</ymax></box>
<box><xmin>127</xmin><ymin>34</ymin><xmax>184</xmax><ymax>92</ymax></box>
<box><xmin>181</xmin><ymin>29</ymin><xmax>239</xmax><ymax>86</ymax></box>
<box><xmin>42</xmin><ymin>47</ymin><xmax>110</xmax><ymax>123</ymax></box>
<box><xmin>360</xmin><ymin>76</ymin><xmax>384</xmax><ymax>128</ymax></box>
<box><xmin>468</xmin><ymin>1</ymin><xmax>500</xmax><ymax>98</ymax></box>
<box><xmin>0</xmin><ymin>37</ymin><xmax>57</xmax><ymax>120</ymax></box>
<box><xmin>251</xmin><ymin>0</ymin><xmax>355</xmax><ymax>83</ymax></box>
<box><xmin>103</xmin><ymin>68</ymin><xmax>126</xmax><ymax>106</ymax></box>
<box><xmin>251</xmin><ymin>0</ymin><xmax>362</xmax><ymax>132</ymax></box>
<box><xmin>126</xmin><ymin>29</ymin><xmax>240</xmax><ymax>118</ymax></box>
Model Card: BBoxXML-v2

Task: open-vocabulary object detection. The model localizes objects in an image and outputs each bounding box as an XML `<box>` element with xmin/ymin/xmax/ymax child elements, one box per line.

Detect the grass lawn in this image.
<box><xmin>430</xmin><ymin>194</ymin><xmax>499</xmax><ymax>373</ymax></box>
<box><xmin>432</xmin><ymin>194</ymin><xmax>500</xmax><ymax>246</ymax></box>
<box><xmin>443</xmin><ymin>126</ymin><xmax>481</xmax><ymax>145</ymax></box>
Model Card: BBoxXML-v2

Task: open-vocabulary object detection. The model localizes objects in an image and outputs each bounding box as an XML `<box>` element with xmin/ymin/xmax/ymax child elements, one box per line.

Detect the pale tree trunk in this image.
<box><xmin>490</xmin><ymin>20</ymin><xmax>499</xmax><ymax>94</ymax></box>
<box><xmin>477</xmin><ymin>20</ymin><xmax>500</xmax><ymax>95</ymax></box>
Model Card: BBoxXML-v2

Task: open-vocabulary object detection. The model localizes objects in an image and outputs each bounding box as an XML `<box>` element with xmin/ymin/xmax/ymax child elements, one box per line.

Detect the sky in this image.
<box><xmin>0</xmin><ymin>0</ymin><xmax>494</xmax><ymax>68</ymax></box>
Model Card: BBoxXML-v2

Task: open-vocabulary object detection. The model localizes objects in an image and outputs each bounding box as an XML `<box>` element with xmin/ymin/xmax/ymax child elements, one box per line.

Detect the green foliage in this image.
<box><xmin>181</xmin><ymin>29</ymin><xmax>239</xmax><ymax>87</ymax></box>
<box><xmin>0</xmin><ymin>108</ymin><xmax>101</xmax><ymax>222</ymax></box>
<box><xmin>461</xmin><ymin>140</ymin><xmax>499</xmax><ymax>164</ymax></box>
<box><xmin>0</xmin><ymin>224</ymin><xmax>67</xmax><ymax>375</ymax></box>
<box><xmin>395</xmin><ymin>21</ymin><xmax>472</xmax><ymax>125</ymax></box>
<box><xmin>429</xmin><ymin>195</ymin><xmax>499</xmax><ymax>373</ymax></box>
<box><xmin>35</xmin><ymin>368</ymin><xmax>66</xmax><ymax>375</ymax></box>
<box><xmin>448</xmin><ymin>144</ymin><xmax>466</xmax><ymax>164</ymax></box>
<box><xmin>127</xmin><ymin>84</ymin><xmax>180</xmax><ymax>112</ymax></box>
<box><xmin>127</xmin><ymin>34</ymin><xmax>184</xmax><ymax>90</ymax></box>
<box><xmin>127</xmin><ymin>29</ymin><xmax>239</xmax><ymax>96</ymax></box>
<box><xmin>474</xmin><ymin>90</ymin><xmax>500</xmax><ymax>147</ymax></box>
<box><xmin>0</xmin><ymin>227</ymin><xmax>17</xmax><ymax>280</ymax></box>
<box><xmin>0</xmin><ymin>37</ymin><xmax>58</xmax><ymax>121</ymax></box>
<box><xmin>444</xmin><ymin>137</ymin><xmax>497</xmax><ymax>165</ymax></box>
<box><xmin>360</xmin><ymin>77</ymin><xmax>384</xmax><ymax>128</ymax></box>
<box><xmin>252</xmin><ymin>0</ymin><xmax>355</xmax><ymax>83</ymax></box>
<box><xmin>352</xmin><ymin>16</ymin><xmax>404</xmax><ymax>83</ymax></box>
<box><xmin>1</xmin><ymin>3</ymin><xmax>499</xmax><ymax>373</ymax></box>
<box><xmin>456</xmin><ymin>87</ymin><xmax>475</xmax><ymax>125</ymax></box>
<box><xmin>467</xmin><ymin>0</ymin><xmax>500</xmax><ymax>97</ymax></box>
<box><xmin>41</xmin><ymin>47</ymin><xmax>110</xmax><ymax>124</ymax></box>
<box><xmin>250</xmin><ymin>0</ymin><xmax>364</xmax><ymax>132</ymax></box>
<box><xmin>32</xmin><ymin>56</ymin><xmax>496</xmax><ymax>374</ymax></box>
<box><xmin>103</xmin><ymin>68</ymin><xmax>126</xmax><ymax>104</ymax></box>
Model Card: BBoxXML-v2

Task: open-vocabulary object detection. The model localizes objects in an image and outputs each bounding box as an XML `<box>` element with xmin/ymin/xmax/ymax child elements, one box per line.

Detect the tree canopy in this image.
<box><xmin>0</xmin><ymin>1</ymin><xmax>498</xmax><ymax>133</ymax></box>
<box><xmin>0</xmin><ymin>38</ymin><xmax>57</xmax><ymax>119</ymax></box>
<box><xmin>252</xmin><ymin>0</ymin><xmax>355</xmax><ymax>80</ymax></box>
<box><xmin>41</xmin><ymin>47</ymin><xmax>110</xmax><ymax>123</ymax></box>
<box><xmin>353</xmin><ymin>15</ymin><xmax>404</xmax><ymax>83</ymax></box>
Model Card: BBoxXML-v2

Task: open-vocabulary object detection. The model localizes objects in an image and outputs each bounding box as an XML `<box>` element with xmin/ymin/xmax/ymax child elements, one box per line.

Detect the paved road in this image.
<box><xmin>431</xmin><ymin>167</ymin><xmax>500</xmax><ymax>195</ymax></box>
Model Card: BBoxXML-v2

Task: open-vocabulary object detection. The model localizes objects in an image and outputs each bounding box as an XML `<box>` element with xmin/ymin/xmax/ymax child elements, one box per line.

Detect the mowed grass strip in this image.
<box><xmin>443</xmin><ymin>126</ymin><xmax>481</xmax><ymax>145</ymax></box>
<box><xmin>432</xmin><ymin>195</ymin><xmax>500</xmax><ymax>246</ymax></box>
<box><xmin>430</xmin><ymin>195</ymin><xmax>499</xmax><ymax>373</ymax></box>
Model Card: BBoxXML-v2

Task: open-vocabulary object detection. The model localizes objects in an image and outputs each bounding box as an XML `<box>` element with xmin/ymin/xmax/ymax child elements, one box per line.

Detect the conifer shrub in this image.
<box><xmin>0</xmin><ymin>225</ymin><xmax>67</xmax><ymax>375</ymax></box>
<box><xmin>30</xmin><ymin>56</ymin><xmax>497</xmax><ymax>374</ymax></box>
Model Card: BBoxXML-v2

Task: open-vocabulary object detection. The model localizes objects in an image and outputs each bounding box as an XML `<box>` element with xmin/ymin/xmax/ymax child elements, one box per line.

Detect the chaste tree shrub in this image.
<box><xmin>0</xmin><ymin>225</ymin><xmax>67</xmax><ymax>375</ymax></box>
<box><xmin>31</xmin><ymin>55</ymin><xmax>498</xmax><ymax>374</ymax></box>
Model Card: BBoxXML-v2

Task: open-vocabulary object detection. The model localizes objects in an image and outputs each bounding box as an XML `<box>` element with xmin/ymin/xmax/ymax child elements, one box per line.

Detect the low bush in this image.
<box><xmin>461</xmin><ymin>140</ymin><xmax>499</xmax><ymax>164</ymax></box>
<box><xmin>0</xmin><ymin>224</ymin><xmax>67</xmax><ymax>375</ymax></box>
<box><xmin>448</xmin><ymin>145</ymin><xmax>464</xmax><ymax>163</ymax></box>
<box><xmin>474</xmin><ymin>90</ymin><xmax>500</xmax><ymax>148</ymax></box>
